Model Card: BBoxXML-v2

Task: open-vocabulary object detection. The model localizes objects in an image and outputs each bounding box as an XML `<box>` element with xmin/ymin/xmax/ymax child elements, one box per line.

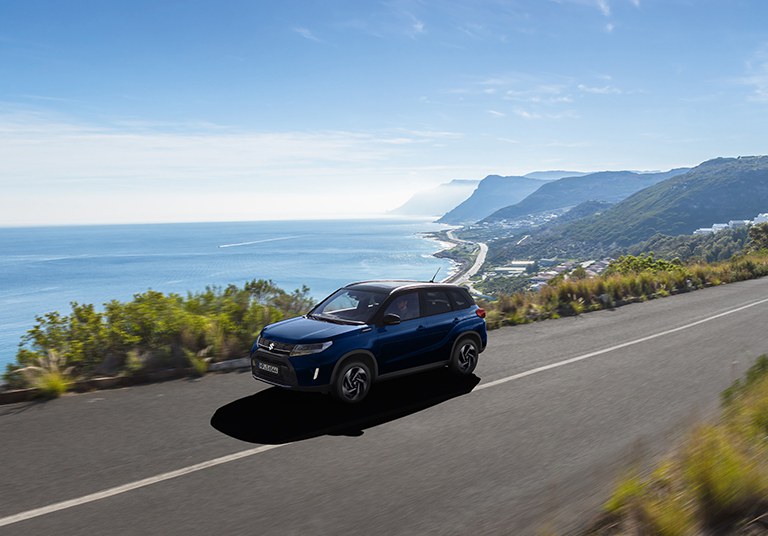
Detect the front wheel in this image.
<box><xmin>449</xmin><ymin>337</ymin><xmax>479</xmax><ymax>375</ymax></box>
<box><xmin>332</xmin><ymin>360</ymin><xmax>372</xmax><ymax>403</ymax></box>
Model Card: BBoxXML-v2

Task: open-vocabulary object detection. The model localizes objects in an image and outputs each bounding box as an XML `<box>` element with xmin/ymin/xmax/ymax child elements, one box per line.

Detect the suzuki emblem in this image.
<box><xmin>268</xmin><ymin>342</ymin><xmax>275</xmax><ymax>351</ymax></box>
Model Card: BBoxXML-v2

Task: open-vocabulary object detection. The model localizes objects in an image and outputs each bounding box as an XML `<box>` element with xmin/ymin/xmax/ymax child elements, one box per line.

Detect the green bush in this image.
<box><xmin>683</xmin><ymin>426</ymin><xmax>765</xmax><ymax>522</ymax></box>
<box><xmin>5</xmin><ymin>279</ymin><xmax>315</xmax><ymax>387</ymax></box>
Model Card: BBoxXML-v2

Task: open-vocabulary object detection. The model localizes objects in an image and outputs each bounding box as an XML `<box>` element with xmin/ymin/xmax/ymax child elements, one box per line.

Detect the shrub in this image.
<box><xmin>605</xmin><ymin>473</ymin><xmax>646</xmax><ymax>513</ymax></box>
<box><xmin>185</xmin><ymin>349</ymin><xmax>209</xmax><ymax>378</ymax></box>
<box><xmin>13</xmin><ymin>350</ymin><xmax>74</xmax><ymax>398</ymax></box>
<box><xmin>683</xmin><ymin>426</ymin><xmax>766</xmax><ymax>523</ymax></box>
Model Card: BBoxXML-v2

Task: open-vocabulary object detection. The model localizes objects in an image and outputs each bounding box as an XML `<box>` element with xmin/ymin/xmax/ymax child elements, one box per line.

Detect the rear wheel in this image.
<box><xmin>449</xmin><ymin>337</ymin><xmax>479</xmax><ymax>375</ymax></box>
<box><xmin>332</xmin><ymin>360</ymin><xmax>371</xmax><ymax>403</ymax></box>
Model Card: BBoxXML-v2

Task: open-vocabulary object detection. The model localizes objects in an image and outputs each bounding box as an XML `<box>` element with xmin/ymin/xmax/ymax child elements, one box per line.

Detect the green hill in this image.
<box><xmin>482</xmin><ymin>169</ymin><xmax>688</xmax><ymax>222</ymax></box>
<box><xmin>565</xmin><ymin>156</ymin><xmax>768</xmax><ymax>247</ymax></box>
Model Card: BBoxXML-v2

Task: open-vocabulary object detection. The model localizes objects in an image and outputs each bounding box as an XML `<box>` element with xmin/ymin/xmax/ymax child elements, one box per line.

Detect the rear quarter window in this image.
<box><xmin>448</xmin><ymin>289</ymin><xmax>474</xmax><ymax>310</ymax></box>
<box><xmin>421</xmin><ymin>290</ymin><xmax>453</xmax><ymax>316</ymax></box>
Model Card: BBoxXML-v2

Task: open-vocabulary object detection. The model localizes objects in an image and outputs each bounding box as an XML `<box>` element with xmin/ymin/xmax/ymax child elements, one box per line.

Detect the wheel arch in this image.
<box><xmin>451</xmin><ymin>330</ymin><xmax>482</xmax><ymax>355</ymax></box>
<box><xmin>330</xmin><ymin>350</ymin><xmax>379</xmax><ymax>385</ymax></box>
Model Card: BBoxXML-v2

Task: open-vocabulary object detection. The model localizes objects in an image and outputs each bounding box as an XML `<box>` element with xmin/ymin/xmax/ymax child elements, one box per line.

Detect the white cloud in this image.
<box><xmin>743</xmin><ymin>46</ymin><xmax>768</xmax><ymax>102</ymax></box>
<box><xmin>597</xmin><ymin>0</ymin><xmax>611</xmax><ymax>17</ymax></box>
<box><xmin>293</xmin><ymin>27</ymin><xmax>323</xmax><ymax>43</ymax></box>
<box><xmin>578</xmin><ymin>83</ymin><xmax>622</xmax><ymax>94</ymax></box>
<box><xmin>504</xmin><ymin>84</ymin><xmax>571</xmax><ymax>103</ymax></box>
<box><xmin>551</xmin><ymin>0</ymin><xmax>611</xmax><ymax>17</ymax></box>
<box><xmin>487</xmin><ymin>109</ymin><xmax>506</xmax><ymax>117</ymax></box>
<box><xmin>514</xmin><ymin>109</ymin><xmax>542</xmax><ymax>120</ymax></box>
<box><xmin>514</xmin><ymin>109</ymin><xmax>578</xmax><ymax>120</ymax></box>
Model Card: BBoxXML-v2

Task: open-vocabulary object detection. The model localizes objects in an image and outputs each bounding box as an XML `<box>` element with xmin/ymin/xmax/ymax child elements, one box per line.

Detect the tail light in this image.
<box><xmin>476</xmin><ymin>308</ymin><xmax>486</xmax><ymax>319</ymax></box>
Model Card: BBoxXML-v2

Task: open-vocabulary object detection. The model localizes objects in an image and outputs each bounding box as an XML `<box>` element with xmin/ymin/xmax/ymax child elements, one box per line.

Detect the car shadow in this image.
<box><xmin>210</xmin><ymin>369</ymin><xmax>480</xmax><ymax>444</ymax></box>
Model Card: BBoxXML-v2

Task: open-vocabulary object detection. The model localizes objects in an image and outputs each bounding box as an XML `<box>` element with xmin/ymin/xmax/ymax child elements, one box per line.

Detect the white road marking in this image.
<box><xmin>0</xmin><ymin>445</ymin><xmax>281</xmax><ymax>528</ymax></box>
<box><xmin>476</xmin><ymin>295</ymin><xmax>768</xmax><ymax>391</ymax></box>
<box><xmin>2</xmin><ymin>295</ymin><xmax>768</xmax><ymax>528</ymax></box>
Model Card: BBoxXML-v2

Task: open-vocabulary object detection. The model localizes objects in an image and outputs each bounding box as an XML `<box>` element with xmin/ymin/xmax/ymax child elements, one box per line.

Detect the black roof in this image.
<box><xmin>344</xmin><ymin>280</ymin><xmax>462</xmax><ymax>294</ymax></box>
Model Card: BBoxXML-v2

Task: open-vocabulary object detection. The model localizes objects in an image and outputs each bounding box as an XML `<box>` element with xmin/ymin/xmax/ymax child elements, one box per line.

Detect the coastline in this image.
<box><xmin>423</xmin><ymin>228</ymin><xmax>488</xmax><ymax>289</ymax></box>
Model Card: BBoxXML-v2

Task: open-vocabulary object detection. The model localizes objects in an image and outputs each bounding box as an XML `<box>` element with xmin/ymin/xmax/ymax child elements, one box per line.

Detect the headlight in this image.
<box><xmin>290</xmin><ymin>341</ymin><xmax>332</xmax><ymax>356</ymax></box>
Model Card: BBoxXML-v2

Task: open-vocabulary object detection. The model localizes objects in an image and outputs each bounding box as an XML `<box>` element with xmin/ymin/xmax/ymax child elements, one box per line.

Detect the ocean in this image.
<box><xmin>0</xmin><ymin>218</ymin><xmax>454</xmax><ymax>372</ymax></box>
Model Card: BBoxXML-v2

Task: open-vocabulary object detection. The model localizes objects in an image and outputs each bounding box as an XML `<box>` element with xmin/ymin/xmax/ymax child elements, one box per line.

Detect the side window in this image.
<box><xmin>383</xmin><ymin>291</ymin><xmax>420</xmax><ymax>321</ymax></box>
<box><xmin>421</xmin><ymin>290</ymin><xmax>453</xmax><ymax>316</ymax></box>
<box><xmin>448</xmin><ymin>289</ymin><xmax>474</xmax><ymax>311</ymax></box>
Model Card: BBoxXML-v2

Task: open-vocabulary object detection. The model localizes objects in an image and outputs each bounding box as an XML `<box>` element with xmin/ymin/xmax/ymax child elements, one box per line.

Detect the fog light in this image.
<box><xmin>313</xmin><ymin>368</ymin><xmax>319</xmax><ymax>380</ymax></box>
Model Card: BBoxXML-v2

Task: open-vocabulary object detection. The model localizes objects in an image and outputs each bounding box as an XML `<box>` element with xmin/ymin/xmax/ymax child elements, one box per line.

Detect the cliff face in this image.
<box><xmin>389</xmin><ymin>179</ymin><xmax>480</xmax><ymax>217</ymax></box>
<box><xmin>437</xmin><ymin>175</ymin><xmax>545</xmax><ymax>224</ymax></box>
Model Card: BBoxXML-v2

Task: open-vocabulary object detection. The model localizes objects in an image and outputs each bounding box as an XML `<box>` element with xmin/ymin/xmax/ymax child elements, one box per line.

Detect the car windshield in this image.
<box><xmin>308</xmin><ymin>288</ymin><xmax>387</xmax><ymax>324</ymax></box>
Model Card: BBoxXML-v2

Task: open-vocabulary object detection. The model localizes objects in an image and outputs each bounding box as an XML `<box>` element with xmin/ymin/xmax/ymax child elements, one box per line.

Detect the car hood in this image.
<box><xmin>261</xmin><ymin>316</ymin><xmax>365</xmax><ymax>343</ymax></box>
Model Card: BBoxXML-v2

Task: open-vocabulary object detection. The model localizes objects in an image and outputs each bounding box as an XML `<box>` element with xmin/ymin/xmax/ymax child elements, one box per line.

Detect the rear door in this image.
<box><xmin>416</xmin><ymin>289</ymin><xmax>459</xmax><ymax>364</ymax></box>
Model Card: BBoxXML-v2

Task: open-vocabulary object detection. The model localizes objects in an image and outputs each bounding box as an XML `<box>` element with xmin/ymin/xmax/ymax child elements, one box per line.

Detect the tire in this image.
<box><xmin>332</xmin><ymin>360</ymin><xmax>372</xmax><ymax>403</ymax></box>
<box><xmin>449</xmin><ymin>337</ymin><xmax>479</xmax><ymax>375</ymax></box>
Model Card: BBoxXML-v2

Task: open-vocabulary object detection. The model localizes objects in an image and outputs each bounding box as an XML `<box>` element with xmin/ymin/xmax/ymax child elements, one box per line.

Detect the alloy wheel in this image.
<box><xmin>341</xmin><ymin>365</ymin><xmax>369</xmax><ymax>401</ymax></box>
<box><xmin>457</xmin><ymin>342</ymin><xmax>478</xmax><ymax>373</ymax></box>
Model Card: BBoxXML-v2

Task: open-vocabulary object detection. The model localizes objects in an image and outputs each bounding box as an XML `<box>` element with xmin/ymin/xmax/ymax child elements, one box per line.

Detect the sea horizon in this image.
<box><xmin>0</xmin><ymin>218</ymin><xmax>456</xmax><ymax>373</ymax></box>
<box><xmin>0</xmin><ymin>214</ymin><xmax>445</xmax><ymax>230</ymax></box>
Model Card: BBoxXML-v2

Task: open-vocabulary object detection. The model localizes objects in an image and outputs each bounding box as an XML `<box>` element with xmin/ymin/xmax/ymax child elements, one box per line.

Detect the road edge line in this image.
<box><xmin>475</xmin><ymin>295</ymin><xmax>768</xmax><ymax>391</ymax></box>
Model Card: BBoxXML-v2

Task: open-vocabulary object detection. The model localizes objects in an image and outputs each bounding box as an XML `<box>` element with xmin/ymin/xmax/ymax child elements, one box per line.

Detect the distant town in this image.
<box><xmin>693</xmin><ymin>212</ymin><xmax>768</xmax><ymax>235</ymax></box>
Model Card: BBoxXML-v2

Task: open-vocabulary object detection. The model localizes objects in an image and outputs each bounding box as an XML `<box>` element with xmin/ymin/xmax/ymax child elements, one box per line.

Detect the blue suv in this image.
<box><xmin>250</xmin><ymin>280</ymin><xmax>487</xmax><ymax>403</ymax></box>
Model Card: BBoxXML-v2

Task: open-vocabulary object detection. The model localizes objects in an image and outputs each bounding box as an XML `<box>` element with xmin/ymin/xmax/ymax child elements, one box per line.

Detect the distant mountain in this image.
<box><xmin>482</xmin><ymin>168</ymin><xmax>689</xmax><ymax>223</ymax></box>
<box><xmin>555</xmin><ymin>200</ymin><xmax>615</xmax><ymax>224</ymax></box>
<box><xmin>389</xmin><ymin>179</ymin><xmax>480</xmax><ymax>217</ymax></box>
<box><xmin>523</xmin><ymin>170</ymin><xmax>589</xmax><ymax>181</ymax></box>
<box><xmin>564</xmin><ymin>156</ymin><xmax>768</xmax><ymax>247</ymax></box>
<box><xmin>437</xmin><ymin>175</ymin><xmax>545</xmax><ymax>224</ymax></box>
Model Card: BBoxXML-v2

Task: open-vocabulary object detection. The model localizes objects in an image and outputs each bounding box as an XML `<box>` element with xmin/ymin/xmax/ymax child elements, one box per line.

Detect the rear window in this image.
<box><xmin>448</xmin><ymin>289</ymin><xmax>474</xmax><ymax>310</ymax></box>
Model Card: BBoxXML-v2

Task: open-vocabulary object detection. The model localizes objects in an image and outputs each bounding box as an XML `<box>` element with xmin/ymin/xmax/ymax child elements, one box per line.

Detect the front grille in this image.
<box><xmin>257</xmin><ymin>338</ymin><xmax>295</xmax><ymax>355</ymax></box>
<box><xmin>251</xmin><ymin>350</ymin><xmax>298</xmax><ymax>387</ymax></box>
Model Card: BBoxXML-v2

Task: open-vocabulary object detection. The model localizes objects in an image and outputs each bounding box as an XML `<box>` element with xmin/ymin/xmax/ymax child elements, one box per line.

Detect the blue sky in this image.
<box><xmin>1</xmin><ymin>0</ymin><xmax>767</xmax><ymax>225</ymax></box>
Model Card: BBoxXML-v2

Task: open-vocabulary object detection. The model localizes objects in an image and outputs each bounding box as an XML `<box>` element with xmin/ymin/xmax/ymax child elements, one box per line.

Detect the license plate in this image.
<box><xmin>257</xmin><ymin>362</ymin><xmax>279</xmax><ymax>375</ymax></box>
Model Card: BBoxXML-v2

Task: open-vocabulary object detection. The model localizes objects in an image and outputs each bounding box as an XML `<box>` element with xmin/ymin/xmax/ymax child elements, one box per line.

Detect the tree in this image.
<box><xmin>748</xmin><ymin>223</ymin><xmax>768</xmax><ymax>252</ymax></box>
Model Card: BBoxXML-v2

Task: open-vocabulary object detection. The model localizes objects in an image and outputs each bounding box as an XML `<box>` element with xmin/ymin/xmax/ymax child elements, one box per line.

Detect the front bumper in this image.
<box><xmin>250</xmin><ymin>350</ymin><xmax>330</xmax><ymax>391</ymax></box>
<box><xmin>251</xmin><ymin>349</ymin><xmax>298</xmax><ymax>387</ymax></box>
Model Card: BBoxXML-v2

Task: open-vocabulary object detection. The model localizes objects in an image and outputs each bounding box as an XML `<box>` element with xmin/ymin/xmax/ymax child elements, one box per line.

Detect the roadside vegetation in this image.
<box><xmin>3</xmin><ymin>280</ymin><xmax>314</xmax><ymax>394</ymax></box>
<box><xmin>482</xmin><ymin>248</ymin><xmax>768</xmax><ymax>329</ymax></box>
<box><xmin>586</xmin><ymin>355</ymin><xmax>768</xmax><ymax>535</ymax></box>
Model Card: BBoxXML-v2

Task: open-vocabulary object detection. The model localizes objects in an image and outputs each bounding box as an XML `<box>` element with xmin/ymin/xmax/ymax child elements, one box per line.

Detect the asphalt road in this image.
<box><xmin>3</xmin><ymin>278</ymin><xmax>768</xmax><ymax>535</ymax></box>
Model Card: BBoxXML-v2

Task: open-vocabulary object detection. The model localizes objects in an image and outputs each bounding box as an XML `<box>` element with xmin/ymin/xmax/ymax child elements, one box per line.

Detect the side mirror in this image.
<box><xmin>383</xmin><ymin>313</ymin><xmax>401</xmax><ymax>325</ymax></box>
